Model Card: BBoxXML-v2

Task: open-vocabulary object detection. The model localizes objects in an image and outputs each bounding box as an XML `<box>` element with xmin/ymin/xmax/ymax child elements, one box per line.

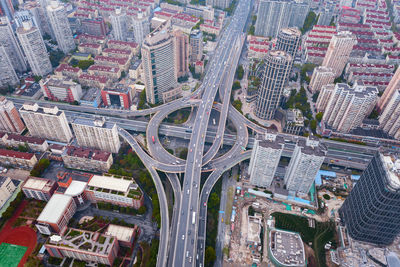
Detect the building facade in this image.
<box><xmin>284</xmin><ymin>137</ymin><xmax>326</xmax><ymax>195</ymax></box>
<box><xmin>322</xmin><ymin>83</ymin><xmax>378</xmax><ymax>133</ymax></box>
<box><xmin>46</xmin><ymin>1</ymin><xmax>75</xmax><ymax>53</ymax></box>
<box><xmin>316</xmin><ymin>84</ymin><xmax>335</xmax><ymax>112</ymax></box>
<box><xmin>309</xmin><ymin>66</ymin><xmax>335</xmax><ymax>93</ymax></box>
<box><xmin>141</xmin><ymin>21</ymin><xmax>177</xmax><ymax>104</ymax></box>
<box><xmin>378</xmin><ymin>67</ymin><xmax>400</xmax><ymax>112</ymax></box>
<box><xmin>110</xmin><ymin>7</ymin><xmax>127</xmax><ymax>41</ymax></box>
<box><xmin>339</xmin><ymin>153</ymin><xmax>400</xmax><ymax>245</ymax></box>
<box><xmin>0</xmin><ymin>46</ymin><xmax>18</xmax><ymax>87</ymax></box>
<box><xmin>255</xmin><ymin>0</ymin><xmax>291</xmax><ymax>38</ymax></box>
<box><xmin>275</xmin><ymin>27</ymin><xmax>301</xmax><ymax>59</ymax></box>
<box><xmin>16</xmin><ymin>20</ymin><xmax>52</xmax><ymax>76</ymax></box>
<box><xmin>41</xmin><ymin>76</ymin><xmax>83</xmax><ymax>103</ymax></box>
<box><xmin>248</xmin><ymin>134</ymin><xmax>284</xmax><ymax>188</ymax></box>
<box><xmin>322</xmin><ymin>31</ymin><xmax>357</xmax><ymax>77</ymax></box>
<box><xmin>71</xmin><ymin>117</ymin><xmax>121</xmax><ymax>153</ymax></box>
<box><xmin>0</xmin><ymin>176</ymin><xmax>16</xmax><ymax>209</ymax></box>
<box><xmin>173</xmin><ymin>30</ymin><xmax>189</xmax><ymax>78</ymax></box>
<box><xmin>255</xmin><ymin>50</ymin><xmax>292</xmax><ymax>120</ymax></box>
<box><xmin>0</xmin><ymin>97</ymin><xmax>25</xmax><ymax>133</ymax></box>
<box><xmin>189</xmin><ymin>29</ymin><xmax>203</xmax><ymax>63</ymax></box>
<box><xmin>0</xmin><ymin>149</ymin><xmax>38</xmax><ymax>169</ymax></box>
<box><xmin>81</xmin><ymin>17</ymin><xmax>107</xmax><ymax>36</ymax></box>
<box><xmin>0</xmin><ymin>16</ymin><xmax>27</xmax><ymax>73</ymax></box>
<box><xmin>379</xmin><ymin>90</ymin><xmax>400</xmax><ymax>139</ymax></box>
<box><xmin>62</xmin><ymin>146</ymin><xmax>113</xmax><ymax>173</ymax></box>
<box><xmin>19</xmin><ymin>103</ymin><xmax>73</xmax><ymax>143</ymax></box>
<box><xmin>22</xmin><ymin>177</ymin><xmax>58</xmax><ymax>201</ymax></box>
<box><xmin>132</xmin><ymin>12</ymin><xmax>150</xmax><ymax>45</ymax></box>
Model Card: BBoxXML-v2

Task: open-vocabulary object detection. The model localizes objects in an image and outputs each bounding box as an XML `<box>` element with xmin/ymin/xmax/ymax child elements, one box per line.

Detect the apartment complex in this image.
<box><xmin>46</xmin><ymin>1</ymin><xmax>75</xmax><ymax>53</ymax></box>
<box><xmin>322</xmin><ymin>83</ymin><xmax>378</xmax><ymax>133</ymax></box>
<box><xmin>36</xmin><ymin>194</ymin><xmax>77</xmax><ymax>235</ymax></box>
<box><xmin>19</xmin><ymin>103</ymin><xmax>73</xmax><ymax>143</ymax></box>
<box><xmin>0</xmin><ymin>176</ymin><xmax>16</xmax><ymax>209</ymax></box>
<box><xmin>16</xmin><ymin>20</ymin><xmax>52</xmax><ymax>76</ymax></box>
<box><xmin>339</xmin><ymin>153</ymin><xmax>400</xmax><ymax>245</ymax></box>
<box><xmin>316</xmin><ymin>84</ymin><xmax>335</xmax><ymax>112</ymax></box>
<box><xmin>40</xmin><ymin>76</ymin><xmax>83</xmax><ymax>103</ymax></box>
<box><xmin>86</xmin><ymin>175</ymin><xmax>144</xmax><ymax>209</ymax></box>
<box><xmin>309</xmin><ymin>66</ymin><xmax>335</xmax><ymax>93</ymax></box>
<box><xmin>248</xmin><ymin>134</ymin><xmax>284</xmax><ymax>188</ymax></box>
<box><xmin>0</xmin><ymin>16</ymin><xmax>27</xmax><ymax>72</ymax></box>
<box><xmin>0</xmin><ymin>46</ymin><xmax>18</xmax><ymax>87</ymax></box>
<box><xmin>22</xmin><ymin>177</ymin><xmax>58</xmax><ymax>201</ymax></box>
<box><xmin>141</xmin><ymin>21</ymin><xmax>177</xmax><ymax>104</ymax></box>
<box><xmin>284</xmin><ymin>137</ymin><xmax>326</xmax><ymax>195</ymax></box>
<box><xmin>189</xmin><ymin>29</ymin><xmax>203</xmax><ymax>63</ymax></box>
<box><xmin>0</xmin><ymin>97</ymin><xmax>25</xmax><ymax>133</ymax></box>
<box><xmin>322</xmin><ymin>31</ymin><xmax>357</xmax><ymax>77</ymax></box>
<box><xmin>378</xmin><ymin>67</ymin><xmax>400</xmax><ymax>112</ymax></box>
<box><xmin>110</xmin><ymin>7</ymin><xmax>127</xmax><ymax>41</ymax></box>
<box><xmin>275</xmin><ymin>27</ymin><xmax>301</xmax><ymax>59</ymax></box>
<box><xmin>0</xmin><ymin>149</ymin><xmax>38</xmax><ymax>169</ymax></box>
<box><xmin>173</xmin><ymin>30</ymin><xmax>189</xmax><ymax>78</ymax></box>
<box><xmin>45</xmin><ymin>228</ymin><xmax>119</xmax><ymax>265</ymax></box>
<box><xmin>71</xmin><ymin>117</ymin><xmax>120</xmax><ymax>153</ymax></box>
<box><xmin>255</xmin><ymin>50</ymin><xmax>292</xmax><ymax>120</ymax></box>
<box><xmin>62</xmin><ymin>146</ymin><xmax>113</xmax><ymax>173</ymax></box>
<box><xmin>132</xmin><ymin>12</ymin><xmax>150</xmax><ymax>45</ymax></box>
<box><xmin>4</xmin><ymin>133</ymin><xmax>48</xmax><ymax>152</ymax></box>
<box><xmin>379</xmin><ymin>90</ymin><xmax>400</xmax><ymax>139</ymax></box>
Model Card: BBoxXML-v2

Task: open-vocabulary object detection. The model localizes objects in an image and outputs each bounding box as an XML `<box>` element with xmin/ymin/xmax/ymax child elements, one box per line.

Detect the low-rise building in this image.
<box><xmin>107</xmin><ymin>39</ymin><xmax>138</xmax><ymax>54</ymax></box>
<box><xmin>282</xmin><ymin>109</ymin><xmax>304</xmax><ymax>135</ymax></box>
<box><xmin>78</xmin><ymin>43</ymin><xmax>102</xmax><ymax>56</ymax></box>
<box><xmin>94</xmin><ymin>56</ymin><xmax>130</xmax><ymax>71</ymax></box>
<box><xmin>102</xmin><ymin>48</ymin><xmax>133</xmax><ymax>60</ymax></box>
<box><xmin>78</xmin><ymin>33</ymin><xmax>107</xmax><ymax>47</ymax></box>
<box><xmin>78</xmin><ymin>74</ymin><xmax>110</xmax><ymax>90</ymax></box>
<box><xmin>101</xmin><ymin>86</ymin><xmax>133</xmax><ymax>109</ymax></box>
<box><xmin>88</xmin><ymin>64</ymin><xmax>121</xmax><ymax>81</ymax></box>
<box><xmin>85</xmin><ymin>175</ymin><xmax>144</xmax><ymax>209</ymax></box>
<box><xmin>105</xmin><ymin>224</ymin><xmax>138</xmax><ymax>247</ymax></box>
<box><xmin>80</xmin><ymin>88</ymin><xmax>102</xmax><ymax>108</ymax></box>
<box><xmin>36</xmin><ymin>194</ymin><xmax>77</xmax><ymax>235</ymax></box>
<box><xmin>129</xmin><ymin>60</ymin><xmax>142</xmax><ymax>80</ymax></box>
<box><xmin>62</xmin><ymin>146</ymin><xmax>113</xmax><ymax>173</ymax></box>
<box><xmin>22</xmin><ymin>177</ymin><xmax>58</xmax><ymax>201</ymax></box>
<box><xmin>0</xmin><ymin>149</ymin><xmax>38</xmax><ymax>169</ymax></box>
<box><xmin>200</xmin><ymin>23</ymin><xmax>220</xmax><ymax>36</ymax></box>
<box><xmin>45</xmin><ymin>228</ymin><xmax>119</xmax><ymax>265</ymax></box>
<box><xmin>40</xmin><ymin>76</ymin><xmax>83</xmax><ymax>103</ymax></box>
<box><xmin>54</xmin><ymin>64</ymin><xmax>82</xmax><ymax>80</ymax></box>
<box><xmin>4</xmin><ymin>133</ymin><xmax>49</xmax><ymax>152</ymax></box>
<box><xmin>0</xmin><ymin>176</ymin><xmax>16</xmax><ymax>209</ymax></box>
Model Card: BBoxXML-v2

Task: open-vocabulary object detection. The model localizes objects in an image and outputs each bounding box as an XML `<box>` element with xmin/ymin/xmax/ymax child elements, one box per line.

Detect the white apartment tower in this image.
<box><xmin>71</xmin><ymin>117</ymin><xmax>121</xmax><ymax>153</ymax></box>
<box><xmin>322</xmin><ymin>83</ymin><xmax>378</xmax><ymax>133</ymax></box>
<box><xmin>0</xmin><ymin>96</ymin><xmax>25</xmax><ymax>133</ymax></box>
<box><xmin>0</xmin><ymin>46</ymin><xmax>19</xmax><ymax>87</ymax></box>
<box><xmin>379</xmin><ymin>90</ymin><xmax>400</xmax><ymax>139</ymax></box>
<box><xmin>284</xmin><ymin>137</ymin><xmax>326</xmax><ymax>195</ymax></box>
<box><xmin>248</xmin><ymin>134</ymin><xmax>284</xmax><ymax>188</ymax></box>
<box><xmin>110</xmin><ymin>7</ymin><xmax>127</xmax><ymax>41</ymax></box>
<box><xmin>322</xmin><ymin>31</ymin><xmax>357</xmax><ymax>77</ymax></box>
<box><xmin>16</xmin><ymin>20</ymin><xmax>52</xmax><ymax>76</ymax></box>
<box><xmin>141</xmin><ymin>21</ymin><xmax>177</xmax><ymax>104</ymax></box>
<box><xmin>46</xmin><ymin>1</ymin><xmax>75</xmax><ymax>54</ymax></box>
<box><xmin>316</xmin><ymin>84</ymin><xmax>335</xmax><ymax>112</ymax></box>
<box><xmin>19</xmin><ymin>103</ymin><xmax>73</xmax><ymax>142</ymax></box>
<box><xmin>0</xmin><ymin>16</ymin><xmax>27</xmax><ymax>73</ymax></box>
<box><xmin>132</xmin><ymin>12</ymin><xmax>150</xmax><ymax>45</ymax></box>
<box><xmin>309</xmin><ymin>66</ymin><xmax>335</xmax><ymax>93</ymax></box>
<box><xmin>206</xmin><ymin>0</ymin><xmax>231</xmax><ymax>9</ymax></box>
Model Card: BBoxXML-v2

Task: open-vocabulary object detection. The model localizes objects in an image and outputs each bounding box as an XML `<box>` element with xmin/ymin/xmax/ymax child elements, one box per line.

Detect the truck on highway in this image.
<box><xmin>152</xmin><ymin>136</ymin><xmax>155</xmax><ymax>144</ymax></box>
<box><xmin>192</xmin><ymin>212</ymin><xmax>196</xmax><ymax>224</ymax></box>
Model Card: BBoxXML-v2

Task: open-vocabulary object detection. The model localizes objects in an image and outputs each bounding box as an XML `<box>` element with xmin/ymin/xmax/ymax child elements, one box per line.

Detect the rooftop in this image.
<box><xmin>382</xmin><ymin>154</ymin><xmax>400</xmax><ymax>189</ymax></box>
<box><xmin>105</xmin><ymin>224</ymin><xmax>135</xmax><ymax>242</ymax></box>
<box><xmin>81</xmin><ymin>88</ymin><xmax>101</xmax><ymax>102</ymax></box>
<box><xmin>64</xmin><ymin>145</ymin><xmax>111</xmax><ymax>162</ymax></box>
<box><xmin>64</xmin><ymin>181</ymin><xmax>87</xmax><ymax>197</ymax></box>
<box><xmin>269</xmin><ymin>228</ymin><xmax>306</xmax><ymax>266</ymax></box>
<box><xmin>37</xmin><ymin>194</ymin><xmax>73</xmax><ymax>224</ymax></box>
<box><xmin>6</xmin><ymin>133</ymin><xmax>46</xmax><ymax>145</ymax></box>
<box><xmin>72</xmin><ymin>117</ymin><xmax>116</xmax><ymax>130</ymax></box>
<box><xmin>23</xmin><ymin>177</ymin><xmax>55</xmax><ymax>191</ymax></box>
<box><xmin>88</xmin><ymin>175</ymin><xmax>132</xmax><ymax>192</ymax></box>
<box><xmin>0</xmin><ymin>148</ymin><xmax>35</xmax><ymax>160</ymax></box>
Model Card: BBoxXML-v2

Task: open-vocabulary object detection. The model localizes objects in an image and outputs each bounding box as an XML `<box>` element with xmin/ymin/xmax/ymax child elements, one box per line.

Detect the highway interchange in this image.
<box><xmin>9</xmin><ymin>0</ymin><xmax>381</xmax><ymax>265</ymax></box>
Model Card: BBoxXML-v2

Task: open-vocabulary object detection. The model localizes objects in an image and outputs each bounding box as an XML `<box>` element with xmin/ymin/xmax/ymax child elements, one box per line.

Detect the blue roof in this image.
<box><xmin>351</xmin><ymin>175</ymin><xmax>361</xmax><ymax>180</ymax></box>
<box><xmin>315</xmin><ymin>170</ymin><xmax>337</xmax><ymax>185</ymax></box>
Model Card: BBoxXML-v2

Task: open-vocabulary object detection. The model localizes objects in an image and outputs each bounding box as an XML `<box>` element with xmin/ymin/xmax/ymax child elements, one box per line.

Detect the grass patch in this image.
<box><xmin>224</xmin><ymin>187</ymin><xmax>234</xmax><ymax>225</ymax></box>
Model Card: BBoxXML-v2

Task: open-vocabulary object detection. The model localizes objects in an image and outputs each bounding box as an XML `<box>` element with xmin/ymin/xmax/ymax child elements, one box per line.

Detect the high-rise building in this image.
<box><xmin>0</xmin><ymin>0</ymin><xmax>14</xmax><ymax>21</ymax></box>
<box><xmin>0</xmin><ymin>46</ymin><xmax>19</xmax><ymax>87</ymax></box>
<box><xmin>275</xmin><ymin>27</ymin><xmax>301</xmax><ymax>59</ymax></box>
<box><xmin>378</xmin><ymin>67</ymin><xmax>400</xmax><ymax>112</ymax></box>
<box><xmin>190</xmin><ymin>29</ymin><xmax>203</xmax><ymax>63</ymax></box>
<box><xmin>38</xmin><ymin>0</ymin><xmax>54</xmax><ymax>38</ymax></box>
<box><xmin>316</xmin><ymin>84</ymin><xmax>335</xmax><ymax>112</ymax></box>
<box><xmin>46</xmin><ymin>1</ymin><xmax>75</xmax><ymax>54</ymax></box>
<box><xmin>255</xmin><ymin>50</ymin><xmax>292</xmax><ymax>120</ymax></box>
<box><xmin>141</xmin><ymin>21</ymin><xmax>177</xmax><ymax>104</ymax></box>
<box><xmin>379</xmin><ymin>90</ymin><xmax>400</xmax><ymax>139</ymax></box>
<box><xmin>322</xmin><ymin>31</ymin><xmax>357</xmax><ymax>77</ymax></box>
<box><xmin>40</xmin><ymin>76</ymin><xmax>83</xmax><ymax>103</ymax></box>
<box><xmin>322</xmin><ymin>83</ymin><xmax>378</xmax><ymax>133</ymax></box>
<box><xmin>206</xmin><ymin>0</ymin><xmax>231</xmax><ymax>9</ymax></box>
<box><xmin>16</xmin><ymin>20</ymin><xmax>52</xmax><ymax>76</ymax></box>
<box><xmin>255</xmin><ymin>0</ymin><xmax>291</xmax><ymax>38</ymax></box>
<box><xmin>19</xmin><ymin>103</ymin><xmax>73</xmax><ymax>143</ymax></box>
<box><xmin>132</xmin><ymin>12</ymin><xmax>150</xmax><ymax>45</ymax></box>
<box><xmin>248</xmin><ymin>134</ymin><xmax>284</xmax><ymax>188</ymax></box>
<box><xmin>19</xmin><ymin>2</ymin><xmax>47</xmax><ymax>36</ymax></box>
<box><xmin>0</xmin><ymin>16</ymin><xmax>27</xmax><ymax>73</ymax></box>
<box><xmin>173</xmin><ymin>30</ymin><xmax>189</xmax><ymax>79</ymax></box>
<box><xmin>284</xmin><ymin>137</ymin><xmax>326</xmax><ymax>195</ymax></box>
<box><xmin>288</xmin><ymin>1</ymin><xmax>309</xmax><ymax>29</ymax></box>
<box><xmin>309</xmin><ymin>66</ymin><xmax>335</xmax><ymax>93</ymax></box>
<box><xmin>0</xmin><ymin>97</ymin><xmax>25</xmax><ymax>133</ymax></box>
<box><xmin>339</xmin><ymin>152</ymin><xmax>400</xmax><ymax>245</ymax></box>
<box><xmin>110</xmin><ymin>7</ymin><xmax>127</xmax><ymax>41</ymax></box>
<box><xmin>71</xmin><ymin>117</ymin><xmax>121</xmax><ymax>153</ymax></box>
<box><xmin>81</xmin><ymin>17</ymin><xmax>107</xmax><ymax>36</ymax></box>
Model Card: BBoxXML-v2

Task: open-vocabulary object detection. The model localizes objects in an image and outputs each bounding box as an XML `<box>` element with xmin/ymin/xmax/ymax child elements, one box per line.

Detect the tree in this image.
<box><xmin>312</xmin><ymin>91</ymin><xmax>320</xmax><ymax>102</ymax></box>
<box><xmin>310</xmin><ymin>119</ymin><xmax>317</xmax><ymax>133</ymax></box>
<box><xmin>204</xmin><ymin>246</ymin><xmax>216</xmax><ymax>267</ymax></box>
<box><xmin>248</xmin><ymin>25</ymin><xmax>255</xmax><ymax>35</ymax></box>
<box><xmin>77</xmin><ymin>60</ymin><xmax>94</xmax><ymax>70</ymax></box>
<box><xmin>49</xmin><ymin>49</ymin><xmax>65</xmax><ymax>67</ymax></box>
<box><xmin>138</xmin><ymin>206</ymin><xmax>146</xmax><ymax>214</ymax></box>
<box><xmin>301</xmin><ymin>11</ymin><xmax>317</xmax><ymax>34</ymax></box>
<box><xmin>138</xmin><ymin>89</ymin><xmax>146</xmax><ymax>109</ymax></box>
<box><xmin>368</xmin><ymin>108</ymin><xmax>379</xmax><ymax>119</ymax></box>
<box><xmin>316</xmin><ymin>112</ymin><xmax>323</xmax><ymax>122</ymax></box>
<box><xmin>34</xmin><ymin>75</ymin><xmax>42</xmax><ymax>82</ymax></box>
<box><xmin>235</xmin><ymin>65</ymin><xmax>244</xmax><ymax>80</ymax></box>
<box><xmin>179</xmin><ymin>147</ymin><xmax>188</xmax><ymax>159</ymax></box>
<box><xmin>232</xmin><ymin>81</ymin><xmax>241</xmax><ymax>91</ymax></box>
<box><xmin>232</xmin><ymin>99</ymin><xmax>242</xmax><ymax>113</ymax></box>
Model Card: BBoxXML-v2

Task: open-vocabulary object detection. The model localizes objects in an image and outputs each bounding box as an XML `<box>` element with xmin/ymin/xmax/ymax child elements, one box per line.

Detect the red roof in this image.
<box><xmin>7</xmin><ymin>134</ymin><xmax>46</xmax><ymax>145</ymax></box>
<box><xmin>103</xmin><ymin>48</ymin><xmax>132</xmax><ymax>55</ymax></box>
<box><xmin>95</xmin><ymin>56</ymin><xmax>129</xmax><ymax>65</ymax></box>
<box><xmin>55</xmin><ymin>64</ymin><xmax>81</xmax><ymax>73</ymax></box>
<box><xmin>79</xmin><ymin>43</ymin><xmax>101</xmax><ymax>49</ymax></box>
<box><xmin>0</xmin><ymin>149</ymin><xmax>35</xmax><ymax>160</ymax></box>
<box><xmin>108</xmin><ymin>39</ymin><xmax>138</xmax><ymax>49</ymax></box>
<box><xmin>65</xmin><ymin>146</ymin><xmax>111</xmax><ymax>162</ymax></box>
<box><xmin>79</xmin><ymin>74</ymin><xmax>109</xmax><ymax>83</ymax></box>
<box><xmin>88</xmin><ymin>64</ymin><xmax>119</xmax><ymax>73</ymax></box>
